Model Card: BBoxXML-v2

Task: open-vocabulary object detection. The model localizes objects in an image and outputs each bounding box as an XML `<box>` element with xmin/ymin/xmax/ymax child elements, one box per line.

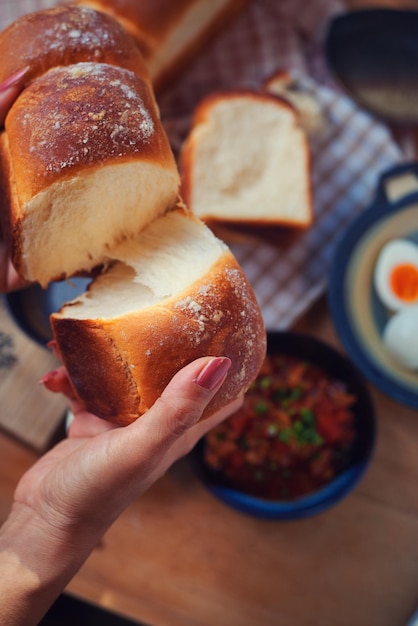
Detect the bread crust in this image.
<box><xmin>72</xmin><ymin>0</ymin><xmax>250</xmax><ymax>92</ymax></box>
<box><xmin>0</xmin><ymin>5</ymin><xmax>150</xmax><ymax>89</ymax></box>
<box><xmin>3</xmin><ymin>62</ymin><xmax>173</xmax><ymax>202</ymax></box>
<box><xmin>51</xmin><ymin>250</ymin><xmax>266</xmax><ymax>425</ymax></box>
<box><xmin>0</xmin><ymin>61</ymin><xmax>179</xmax><ymax>284</ymax></box>
<box><xmin>180</xmin><ymin>89</ymin><xmax>314</xmax><ymax>229</ymax></box>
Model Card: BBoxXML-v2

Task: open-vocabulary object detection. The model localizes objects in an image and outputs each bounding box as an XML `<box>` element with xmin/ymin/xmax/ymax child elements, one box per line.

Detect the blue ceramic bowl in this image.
<box><xmin>191</xmin><ymin>331</ymin><xmax>376</xmax><ymax>520</ymax></box>
<box><xmin>6</xmin><ymin>277</ymin><xmax>90</xmax><ymax>347</ymax></box>
<box><xmin>328</xmin><ymin>162</ymin><xmax>418</xmax><ymax>410</ymax></box>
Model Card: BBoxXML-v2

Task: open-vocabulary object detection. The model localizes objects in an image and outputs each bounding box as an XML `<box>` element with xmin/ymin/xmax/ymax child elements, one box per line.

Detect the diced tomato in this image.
<box><xmin>204</xmin><ymin>353</ymin><xmax>356</xmax><ymax>500</ymax></box>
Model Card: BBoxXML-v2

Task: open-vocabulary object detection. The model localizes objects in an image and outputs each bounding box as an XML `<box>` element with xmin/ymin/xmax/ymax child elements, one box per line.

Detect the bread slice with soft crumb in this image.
<box><xmin>51</xmin><ymin>208</ymin><xmax>266</xmax><ymax>425</ymax></box>
<box><xmin>180</xmin><ymin>90</ymin><xmax>313</xmax><ymax>230</ymax></box>
<box><xmin>0</xmin><ymin>62</ymin><xmax>179</xmax><ymax>287</ymax></box>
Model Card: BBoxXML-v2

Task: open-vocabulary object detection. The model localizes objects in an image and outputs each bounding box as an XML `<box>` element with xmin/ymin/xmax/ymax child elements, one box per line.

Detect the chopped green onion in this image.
<box><xmin>311</xmin><ymin>433</ymin><xmax>324</xmax><ymax>446</ymax></box>
<box><xmin>255</xmin><ymin>401</ymin><xmax>268</xmax><ymax>414</ymax></box>
<box><xmin>289</xmin><ymin>386</ymin><xmax>302</xmax><ymax>401</ymax></box>
<box><xmin>300</xmin><ymin>408</ymin><xmax>314</xmax><ymax>424</ymax></box>
<box><xmin>266</xmin><ymin>423</ymin><xmax>278</xmax><ymax>436</ymax></box>
<box><xmin>293</xmin><ymin>420</ymin><xmax>303</xmax><ymax>434</ymax></box>
<box><xmin>278</xmin><ymin>428</ymin><xmax>292</xmax><ymax>444</ymax></box>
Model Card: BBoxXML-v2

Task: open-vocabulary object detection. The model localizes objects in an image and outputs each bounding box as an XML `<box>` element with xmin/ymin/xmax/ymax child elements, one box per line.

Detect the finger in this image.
<box><xmin>66</xmin><ymin>356</ymin><xmax>236</xmax><ymax>448</ymax></box>
<box><xmin>138</xmin><ymin>356</ymin><xmax>232</xmax><ymax>447</ymax></box>
<box><xmin>0</xmin><ymin>86</ymin><xmax>20</xmax><ymax>125</ymax></box>
<box><xmin>187</xmin><ymin>395</ymin><xmax>243</xmax><ymax>443</ymax></box>
<box><xmin>39</xmin><ymin>367</ymin><xmax>78</xmax><ymax>400</ymax></box>
<box><xmin>146</xmin><ymin>395</ymin><xmax>244</xmax><ymax>477</ymax></box>
<box><xmin>0</xmin><ymin>67</ymin><xmax>29</xmax><ymax>126</ymax></box>
<box><xmin>46</xmin><ymin>358</ymin><xmax>235</xmax><ymax>524</ymax></box>
<box><xmin>68</xmin><ymin>411</ymin><xmax>118</xmax><ymax>438</ymax></box>
<box><xmin>105</xmin><ymin>357</ymin><xmax>232</xmax><ymax>482</ymax></box>
<box><xmin>0</xmin><ymin>240</ymin><xmax>29</xmax><ymax>293</ymax></box>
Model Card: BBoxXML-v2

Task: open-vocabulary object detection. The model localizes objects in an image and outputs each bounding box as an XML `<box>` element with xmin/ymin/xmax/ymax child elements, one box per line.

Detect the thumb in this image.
<box><xmin>88</xmin><ymin>356</ymin><xmax>233</xmax><ymax>507</ymax></box>
<box><xmin>136</xmin><ymin>356</ymin><xmax>232</xmax><ymax>447</ymax></box>
<box><xmin>111</xmin><ymin>356</ymin><xmax>232</xmax><ymax>482</ymax></box>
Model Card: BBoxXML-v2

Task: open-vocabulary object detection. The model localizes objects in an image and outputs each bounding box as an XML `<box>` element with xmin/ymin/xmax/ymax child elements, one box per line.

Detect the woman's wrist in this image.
<box><xmin>0</xmin><ymin>504</ymin><xmax>98</xmax><ymax>625</ymax></box>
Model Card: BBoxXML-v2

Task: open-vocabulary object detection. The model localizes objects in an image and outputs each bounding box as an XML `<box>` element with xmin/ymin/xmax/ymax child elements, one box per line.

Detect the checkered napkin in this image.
<box><xmin>0</xmin><ymin>0</ymin><xmax>405</xmax><ymax>329</ymax></box>
<box><xmin>158</xmin><ymin>0</ymin><xmax>404</xmax><ymax>329</ymax></box>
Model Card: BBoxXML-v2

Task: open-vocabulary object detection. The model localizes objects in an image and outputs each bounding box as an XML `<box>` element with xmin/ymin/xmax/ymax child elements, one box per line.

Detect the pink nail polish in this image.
<box><xmin>39</xmin><ymin>370</ymin><xmax>59</xmax><ymax>385</ymax></box>
<box><xmin>0</xmin><ymin>66</ymin><xmax>29</xmax><ymax>92</ymax></box>
<box><xmin>195</xmin><ymin>357</ymin><xmax>231</xmax><ymax>391</ymax></box>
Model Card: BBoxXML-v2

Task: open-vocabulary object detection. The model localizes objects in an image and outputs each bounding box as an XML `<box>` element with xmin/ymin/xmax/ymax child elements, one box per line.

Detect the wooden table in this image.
<box><xmin>1</xmin><ymin>295</ymin><xmax>417</xmax><ymax>626</ymax></box>
<box><xmin>1</xmin><ymin>0</ymin><xmax>418</xmax><ymax>624</ymax></box>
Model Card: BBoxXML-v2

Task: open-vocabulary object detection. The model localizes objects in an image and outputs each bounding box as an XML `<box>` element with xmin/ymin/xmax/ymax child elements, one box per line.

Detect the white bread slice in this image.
<box><xmin>0</xmin><ymin>62</ymin><xmax>179</xmax><ymax>287</ymax></box>
<box><xmin>180</xmin><ymin>90</ymin><xmax>313</xmax><ymax>229</ymax></box>
<box><xmin>72</xmin><ymin>0</ymin><xmax>250</xmax><ymax>92</ymax></box>
<box><xmin>51</xmin><ymin>209</ymin><xmax>266</xmax><ymax>425</ymax></box>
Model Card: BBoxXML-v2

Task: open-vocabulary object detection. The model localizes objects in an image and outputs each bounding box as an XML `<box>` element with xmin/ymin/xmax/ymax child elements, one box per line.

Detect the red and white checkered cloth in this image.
<box><xmin>0</xmin><ymin>0</ymin><xmax>405</xmax><ymax>329</ymax></box>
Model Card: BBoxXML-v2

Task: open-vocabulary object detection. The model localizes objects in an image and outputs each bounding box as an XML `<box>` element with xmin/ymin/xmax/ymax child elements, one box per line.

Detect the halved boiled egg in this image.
<box><xmin>383</xmin><ymin>305</ymin><xmax>418</xmax><ymax>371</ymax></box>
<box><xmin>374</xmin><ymin>239</ymin><xmax>418</xmax><ymax>311</ymax></box>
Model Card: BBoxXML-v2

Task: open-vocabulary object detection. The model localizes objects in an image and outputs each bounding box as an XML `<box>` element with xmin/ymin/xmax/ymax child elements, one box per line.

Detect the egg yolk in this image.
<box><xmin>390</xmin><ymin>263</ymin><xmax>418</xmax><ymax>303</ymax></box>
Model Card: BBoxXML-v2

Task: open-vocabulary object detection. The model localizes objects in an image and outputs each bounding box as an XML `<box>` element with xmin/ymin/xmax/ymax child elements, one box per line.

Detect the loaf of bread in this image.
<box><xmin>72</xmin><ymin>0</ymin><xmax>250</xmax><ymax>91</ymax></box>
<box><xmin>0</xmin><ymin>5</ymin><xmax>151</xmax><ymax>89</ymax></box>
<box><xmin>0</xmin><ymin>6</ymin><xmax>266</xmax><ymax>425</ymax></box>
<box><xmin>0</xmin><ymin>61</ymin><xmax>179</xmax><ymax>287</ymax></box>
<box><xmin>180</xmin><ymin>90</ymin><xmax>313</xmax><ymax>230</ymax></box>
<box><xmin>51</xmin><ymin>209</ymin><xmax>266</xmax><ymax>425</ymax></box>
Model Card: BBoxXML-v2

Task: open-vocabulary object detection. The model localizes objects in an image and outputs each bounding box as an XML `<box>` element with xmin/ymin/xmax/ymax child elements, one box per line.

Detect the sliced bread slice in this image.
<box><xmin>51</xmin><ymin>209</ymin><xmax>266</xmax><ymax>425</ymax></box>
<box><xmin>0</xmin><ymin>62</ymin><xmax>179</xmax><ymax>287</ymax></box>
<box><xmin>180</xmin><ymin>90</ymin><xmax>313</xmax><ymax>230</ymax></box>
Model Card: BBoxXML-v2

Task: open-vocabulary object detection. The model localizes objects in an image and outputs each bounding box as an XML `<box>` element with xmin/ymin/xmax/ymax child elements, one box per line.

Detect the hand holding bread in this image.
<box><xmin>0</xmin><ymin>355</ymin><xmax>243</xmax><ymax>626</ymax></box>
<box><xmin>0</xmin><ymin>3</ymin><xmax>266</xmax><ymax>425</ymax></box>
<box><xmin>0</xmin><ymin>60</ymin><xmax>178</xmax><ymax>286</ymax></box>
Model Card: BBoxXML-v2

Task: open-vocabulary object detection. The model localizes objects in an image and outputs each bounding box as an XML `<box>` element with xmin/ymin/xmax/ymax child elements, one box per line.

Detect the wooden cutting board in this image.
<box><xmin>0</xmin><ymin>296</ymin><xmax>67</xmax><ymax>452</ymax></box>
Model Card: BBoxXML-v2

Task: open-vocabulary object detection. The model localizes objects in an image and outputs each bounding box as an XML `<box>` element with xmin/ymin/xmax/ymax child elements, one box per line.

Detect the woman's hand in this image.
<box><xmin>0</xmin><ymin>67</ymin><xmax>28</xmax><ymax>126</ymax></box>
<box><xmin>0</xmin><ymin>67</ymin><xmax>29</xmax><ymax>294</ymax></box>
<box><xmin>0</xmin><ymin>356</ymin><xmax>241</xmax><ymax>625</ymax></box>
<box><xmin>23</xmin><ymin>357</ymin><xmax>238</xmax><ymax>532</ymax></box>
<box><xmin>0</xmin><ymin>242</ymin><xmax>28</xmax><ymax>293</ymax></box>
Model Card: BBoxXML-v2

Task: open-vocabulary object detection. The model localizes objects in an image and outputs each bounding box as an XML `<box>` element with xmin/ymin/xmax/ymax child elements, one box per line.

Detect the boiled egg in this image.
<box><xmin>374</xmin><ymin>239</ymin><xmax>418</xmax><ymax>311</ymax></box>
<box><xmin>383</xmin><ymin>305</ymin><xmax>418</xmax><ymax>371</ymax></box>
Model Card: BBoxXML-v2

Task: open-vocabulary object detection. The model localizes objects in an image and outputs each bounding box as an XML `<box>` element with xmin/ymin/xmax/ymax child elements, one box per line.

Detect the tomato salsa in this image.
<box><xmin>204</xmin><ymin>354</ymin><xmax>357</xmax><ymax>500</ymax></box>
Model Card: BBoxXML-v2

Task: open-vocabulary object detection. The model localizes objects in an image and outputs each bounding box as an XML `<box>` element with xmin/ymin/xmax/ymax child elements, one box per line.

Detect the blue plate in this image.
<box><xmin>328</xmin><ymin>162</ymin><xmax>418</xmax><ymax>409</ymax></box>
<box><xmin>191</xmin><ymin>331</ymin><xmax>375</xmax><ymax>520</ymax></box>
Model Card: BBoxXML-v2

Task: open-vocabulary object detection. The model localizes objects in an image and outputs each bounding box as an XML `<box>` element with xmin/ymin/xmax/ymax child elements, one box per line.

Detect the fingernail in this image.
<box><xmin>39</xmin><ymin>370</ymin><xmax>59</xmax><ymax>385</ymax></box>
<box><xmin>46</xmin><ymin>339</ymin><xmax>59</xmax><ymax>358</ymax></box>
<box><xmin>0</xmin><ymin>66</ymin><xmax>29</xmax><ymax>92</ymax></box>
<box><xmin>194</xmin><ymin>357</ymin><xmax>231</xmax><ymax>391</ymax></box>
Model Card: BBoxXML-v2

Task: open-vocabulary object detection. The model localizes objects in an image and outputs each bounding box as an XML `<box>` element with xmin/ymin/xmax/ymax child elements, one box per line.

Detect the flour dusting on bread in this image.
<box><xmin>50</xmin><ymin>210</ymin><xmax>266</xmax><ymax>424</ymax></box>
<box><xmin>0</xmin><ymin>3</ymin><xmax>266</xmax><ymax>425</ymax></box>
